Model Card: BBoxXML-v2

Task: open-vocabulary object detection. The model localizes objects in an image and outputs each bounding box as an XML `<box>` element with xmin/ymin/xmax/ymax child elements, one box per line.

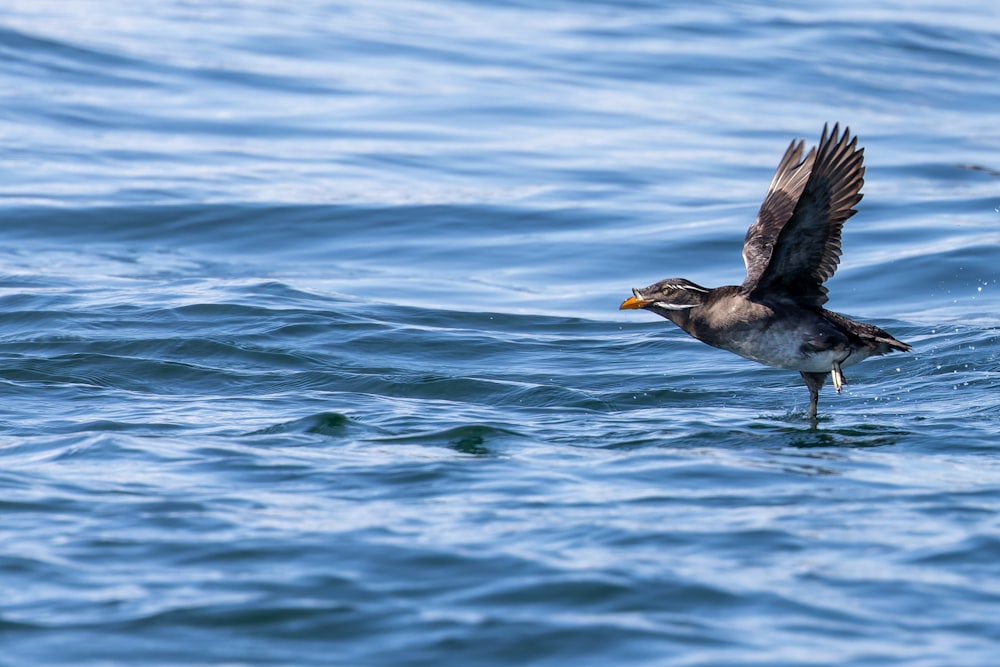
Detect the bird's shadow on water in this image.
<box><xmin>756</xmin><ymin>411</ymin><xmax>912</xmax><ymax>449</ymax></box>
<box><xmin>594</xmin><ymin>406</ymin><xmax>913</xmax><ymax>454</ymax></box>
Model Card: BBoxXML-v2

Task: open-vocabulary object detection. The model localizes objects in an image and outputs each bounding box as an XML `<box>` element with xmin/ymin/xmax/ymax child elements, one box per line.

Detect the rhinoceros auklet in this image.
<box><xmin>620</xmin><ymin>124</ymin><xmax>910</xmax><ymax>419</ymax></box>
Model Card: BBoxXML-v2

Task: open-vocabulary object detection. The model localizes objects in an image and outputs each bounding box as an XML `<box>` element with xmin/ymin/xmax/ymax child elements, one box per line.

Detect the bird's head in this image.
<box><xmin>620</xmin><ymin>278</ymin><xmax>710</xmax><ymax>323</ymax></box>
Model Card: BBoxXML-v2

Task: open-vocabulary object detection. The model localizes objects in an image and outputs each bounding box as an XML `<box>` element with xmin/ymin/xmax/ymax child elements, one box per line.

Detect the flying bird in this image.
<box><xmin>620</xmin><ymin>124</ymin><xmax>910</xmax><ymax>419</ymax></box>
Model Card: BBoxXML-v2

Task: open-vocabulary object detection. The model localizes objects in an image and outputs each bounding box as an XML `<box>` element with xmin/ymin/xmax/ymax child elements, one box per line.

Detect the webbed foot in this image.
<box><xmin>831</xmin><ymin>362</ymin><xmax>847</xmax><ymax>393</ymax></box>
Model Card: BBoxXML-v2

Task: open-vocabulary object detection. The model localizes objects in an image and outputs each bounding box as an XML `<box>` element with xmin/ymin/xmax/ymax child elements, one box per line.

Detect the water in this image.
<box><xmin>1</xmin><ymin>1</ymin><xmax>1000</xmax><ymax>665</ymax></box>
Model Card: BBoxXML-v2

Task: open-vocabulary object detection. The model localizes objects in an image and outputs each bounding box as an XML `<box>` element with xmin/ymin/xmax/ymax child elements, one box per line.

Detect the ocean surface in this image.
<box><xmin>2</xmin><ymin>1</ymin><xmax>1000</xmax><ymax>665</ymax></box>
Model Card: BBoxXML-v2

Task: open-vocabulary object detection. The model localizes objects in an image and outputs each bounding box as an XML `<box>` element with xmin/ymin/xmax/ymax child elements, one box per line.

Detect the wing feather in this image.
<box><xmin>741</xmin><ymin>139</ymin><xmax>815</xmax><ymax>291</ymax></box>
<box><xmin>742</xmin><ymin>123</ymin><xmax>865</xmax><ymax>307</ymax></box>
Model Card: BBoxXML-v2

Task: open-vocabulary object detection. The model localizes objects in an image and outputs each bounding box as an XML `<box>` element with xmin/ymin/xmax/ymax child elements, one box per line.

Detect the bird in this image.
<box><xmin>619</xmin><ymin>123</ymin><xmax>910</xmax><ymax>419</ymax></box>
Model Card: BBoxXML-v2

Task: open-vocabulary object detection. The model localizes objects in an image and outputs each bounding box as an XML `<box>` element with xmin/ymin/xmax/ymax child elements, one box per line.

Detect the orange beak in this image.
<box><xmin>619</xmin><ymin>289</ymin><xmax>651</xmax><ymax>310</ymax></box>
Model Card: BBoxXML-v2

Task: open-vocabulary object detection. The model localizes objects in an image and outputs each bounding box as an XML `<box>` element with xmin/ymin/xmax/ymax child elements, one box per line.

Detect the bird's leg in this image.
<box><xmin>831</xmin><ymin>361</ymin><xmax>846</xmax><ymax>393</ymax></box>
<box><xmin>799</xmin><ymin>372</ymin><xmax>827</xmax><ymax>421</ymax></box>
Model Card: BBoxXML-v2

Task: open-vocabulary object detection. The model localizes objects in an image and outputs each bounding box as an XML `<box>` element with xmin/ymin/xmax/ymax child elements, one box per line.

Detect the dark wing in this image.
<box><xmin>741</xmin><ymin>138</ymin><xmax>816</xmax><ymax>293</ymax></box>
<box><xmin>741</xmin><ymin>123</ymin><xmax>865</xmax><ymax>307</ymax></box>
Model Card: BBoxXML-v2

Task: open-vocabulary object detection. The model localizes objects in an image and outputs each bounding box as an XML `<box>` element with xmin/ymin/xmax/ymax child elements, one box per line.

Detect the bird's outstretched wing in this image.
<box><xmin>741</xmin><ymin>123</ymin><xmax>865</xmax><ymax>307</ymax></box>
<box><xmin>741</xmin><ymin>138</ymin><xmax>815</xmax><ymax>292</ymax></box>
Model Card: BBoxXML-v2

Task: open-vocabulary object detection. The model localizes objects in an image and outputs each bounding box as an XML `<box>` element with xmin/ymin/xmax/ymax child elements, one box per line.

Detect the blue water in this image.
<box><xmin>2</xmin><ymin>1</ymin><xmax>1000</xmax><ymax>665</ymax></box>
